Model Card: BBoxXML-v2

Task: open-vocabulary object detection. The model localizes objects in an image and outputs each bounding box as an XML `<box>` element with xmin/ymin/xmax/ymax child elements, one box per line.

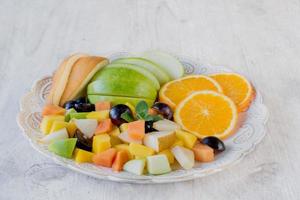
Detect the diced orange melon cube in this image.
<box><xmin>95</xmin><ymin>101</ymin><xmax>111</xmax><ymax>111</ymax></box>
<box><xmin>112</xmin><ymin>150</ymin><xmax>129</xmax><ymax>172</ymax></box>
<box><xmin>95</xmin><ymin>119</ymin><xmax>113</xmax><ymax>135</ymax></box>
<box><xmin>128</xmin><ymin>120</ymin><xmax>145</xmax><ymax>140</ymax></box>
<box><xmin>42</xmin><ymin>104</ymin><xmax>65</xmax><ymax>116</ymax></box>
<box><xmin>192</xmin><ymin>144</ymin><xmax>214</xmax><ymax>162</ymax></box>
<box><xmin>92</xmin><ymin>148</ymin><xmax>117</xmax><ymax>167</ymax></box>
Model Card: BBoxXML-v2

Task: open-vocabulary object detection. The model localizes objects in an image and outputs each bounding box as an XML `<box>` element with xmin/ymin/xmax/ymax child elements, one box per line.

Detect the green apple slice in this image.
<box><xmin>123</xmin><ymin>159</ymin><xmax>146</xmax><ymax>175</ymax></box>
<box><xmin>92</xmin><ymin>63</ymin><xmax>160</xmax><ymax>90</ymax></box>
<box><xmin>48</xmin><ymin>138</ymin><xmax>77</xmax><ymax>158</ymax></box>
<box><xmin>147</xmin><ymin>154</ymin><xmax>171</xmax><ymax>175</ymax></box>
<box><xmin>88</xmin><ymin>95</ymin><xmax>154</xmax><ymax>107</ymax></box>
<box><xmin>141</xmin><ymin>50</ymin><xmax>184</xmax><ymax>80</ymax></box>
<box><xmin>87</xmin><ymin>79</ymin><xmax>157</xmax><ymax>100</ymax></box>
<box><xmin>112</xmin><ymin>57</ymin><xmax>170</xmax><ymax>85</ymax></box>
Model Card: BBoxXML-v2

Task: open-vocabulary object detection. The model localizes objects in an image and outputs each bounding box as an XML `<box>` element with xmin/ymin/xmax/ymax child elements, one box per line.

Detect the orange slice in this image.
<box><xmin>209</xmin><ymin>73</ymin><xmax>255</xmax><ymax>112</ymax></box>
<box><xmin>174</xmin><ymin>91</ymin><xmax>238</xmax><ymax>139</ymax></box>
<box><xmin>159</xmin><ymin>75</ymin><xmax>223</xmax><ymax>109</ymax></box>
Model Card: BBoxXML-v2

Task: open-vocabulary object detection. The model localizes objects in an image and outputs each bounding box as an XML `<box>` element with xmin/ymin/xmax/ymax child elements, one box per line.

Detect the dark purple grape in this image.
<box><xmin>74</xmin><ymin>103</ymin><xmax>95</xmax><ymax>112</ymax></box>
<box><xmin>74</xmin><ymin>129</ymin><xmax>93</xmax><ymax>151</ymax></box>
<box><xmin>75</xmin><ymin>97</ymin><xmax>88</xmax><ymax>104</ymax></box>
<box><xmin>151</xmin><ymin>102</ymin><xmax>173</xmax><ymax>120</ymax></box>
<box><xmin>64</xmin><ymin>100</ymin><xmax>76</xmax><ymax>110</ymax></box>
<box><xmin>201</xmin><ymin>136</ymin><xmax>225</xmax><ymax>153</ymax></box>
<box><xmin>145</xmin><ymin>121</ymin><xmax>157</xmax><ymax>133</ymax></box>
<box><xmin>109</xmin><ymin>104</ymin><xmax>133</xmax><ymax>126</ymax></box>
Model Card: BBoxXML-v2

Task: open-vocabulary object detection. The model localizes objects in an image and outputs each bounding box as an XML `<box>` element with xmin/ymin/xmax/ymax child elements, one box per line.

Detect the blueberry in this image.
<box><xmin>145</xmin><ymin>121</ymin><xmax>157</xmax><ymax>133</ymax></box>
<box><xmin>64</xmin><ymin>100</ymin><xmax>76</xmax><ymax>110</ymax></box>
<box><xmin>109</xmin><ymin>104</ymin><xmax>133</xmax><ymax>126</ymax></box>
<box><xmin>151</xmin><ymin>102</ymin><xmax>173</xmax><ymax>120</ymax></box>
<box><xmin>201</xmin><ymin>136</ymin><xmax>225</xmax><ymax>153</ymax></box>
<box><xmin>74</xmin><ymin>103</ymin><xmax>95</xmax><ymax>112</ymax></box>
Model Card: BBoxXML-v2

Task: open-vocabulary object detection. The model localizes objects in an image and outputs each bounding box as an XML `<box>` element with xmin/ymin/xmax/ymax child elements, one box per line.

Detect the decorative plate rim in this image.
<box><xmin>17</xmin><ymin>53</ymin><xmax>269</xmax><ymax>184</ymax></box>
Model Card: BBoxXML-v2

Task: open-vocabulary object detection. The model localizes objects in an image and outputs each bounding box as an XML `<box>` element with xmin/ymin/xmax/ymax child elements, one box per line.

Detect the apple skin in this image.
<box><xmin>91</xmin><ymin>63</ymin><xmax>160</xmax><ymax>91</ymax></box>
<box><xmin>88</xmin><ymin>95</ymin><xmax>154</xmax><ymax>107</ymax></box>
<box><xmin>87</xmin><ymin>79</ymin><xmax>157</xmax><ymax>100</ymax></box>
<box><xmin>48</xmin><ymin>138</ymin><xmax>77</xmax><ymax>158</ymax></box>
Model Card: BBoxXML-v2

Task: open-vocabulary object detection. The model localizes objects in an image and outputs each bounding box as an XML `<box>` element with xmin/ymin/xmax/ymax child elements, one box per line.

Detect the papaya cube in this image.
<box><xmin>129</xmin><ymin>143</ymin><xmax>155</xmax><ymax>158</ymax></box>
<box><xmin>112</xmin><ymin>150</ymin><xmax>129</xmax><ymax>172</ymax></box>
<box><xmin>95</xmin><ymin>119</ymin><xmax>113</xmax><ymax>135</ymax></box>
<box><xmin>42</xmin><ymin>104</ymin><xmax>65</xmax><ymax>116</ymax></box>
<box><xmin>74</xmin><ymin>148</ymin><xmax>94</xmax><ymax>163</ymax></box>
<box><xmin>114</xmin><ymin>144</ymin><xmax>133</xmax><ymax>160</ymax></box>
<box><xmin>92</xmin><ymin>148</ymin><xmax>117</xmax><ymax>167</ymax></box>
<box><xmin>158</xmin><ymin>149</ymin><xmax>175</xmax><ymax>164</ymax></box>
<box><xmin>40</xmin><ymin>115</ymin><xmax>65</xmax><ymax>134</ymax></box>
<box><xmin>128</xmin><ymin>120</ymin><xmax>145</xmax><ymax>140</ymax></box>
<box><xmin>192</xmin><ymin>144</ymin><xmax>214</xmax><ymax>162</ymax></box>
<box><xmin>175</xmin><ymin>130</ymin><xmax>197</xmax><ymax>149</ymax></box>
<box><xmin>50</xmin><ymin>121</ymin><xmax>69</xmax><ymax>134</ymax></box>
<box><xmin>92</xmin><ymin>134</ymin><xmax>111</xmax><ymax>153</ymax></box>
<box><xmin>86</xmin><ymin>111</ymin><xmax>109</xmax><ymax>122</ymax></box>
<box><xmin>95</xmin><ymin>102</ymin><xmax>111</xmax><ymax>111</ymax></box>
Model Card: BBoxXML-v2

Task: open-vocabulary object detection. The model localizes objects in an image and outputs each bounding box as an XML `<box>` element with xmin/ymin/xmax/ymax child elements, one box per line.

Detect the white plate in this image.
<box><xmin>17</xmin><ymin>53</ymin><xmax>268</xmax><ymax>184</ymax></box>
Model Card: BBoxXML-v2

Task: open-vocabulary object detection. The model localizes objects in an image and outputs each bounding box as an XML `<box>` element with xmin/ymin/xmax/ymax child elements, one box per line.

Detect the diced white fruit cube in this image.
<box><xmin>39</xmin><ymin>128</ymin><xmax>69</xmax><ymax>144</ymax></box>
<box><xmin>143</xmin><ymin>131</ymin><xmax>176</xmax><ymax>152</ymax></box>
<box><xmin>171</xmin><ymin>146</ymin><xmax>195</xmax><ymax>170</ymax></box>
<box><xmin>153</xmin><ymin>119</ymin><xmax>180</xmax><ymax>131</ymax></box>
<box><xmin>123</xmin><ymin>159</ymin><xmax>146</xmax><ymax>175</ymax></box>
<box><xmin>74</xmin><ymin>119</ymin><xmax>98</xmax><ymax>138</ymax></box>
<box><xmin>147</xmin><ymin>154</ymin><xmax>171</xmax><ymax>175</ymax></box>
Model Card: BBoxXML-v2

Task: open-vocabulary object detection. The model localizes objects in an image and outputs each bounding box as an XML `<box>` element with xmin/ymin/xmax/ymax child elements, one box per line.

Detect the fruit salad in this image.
<box><xmin>40</xmin><ymin>50</ymin><xmax>255</xmax><ymax>176</ymax></box>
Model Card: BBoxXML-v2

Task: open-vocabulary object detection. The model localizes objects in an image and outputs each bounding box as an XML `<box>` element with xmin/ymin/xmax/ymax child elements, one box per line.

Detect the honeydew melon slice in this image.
<box><xmin>141</xmin><ymin>50</ymin><xmax>184</xmax><ymax>80</ymax></box>
<box><xmin>92</xmin><ymin>63</ymin><xmax>160</xmax><ymax>90</ymax></box>
<box><xmin>88</xmin><ymin>95</ymin><xmax>154</xmax><ymax>107</ymax></box>
<box><xmin>112</xmin><ymin>57</ymin><xmax>170</xmax><ymax>85</ymax></box>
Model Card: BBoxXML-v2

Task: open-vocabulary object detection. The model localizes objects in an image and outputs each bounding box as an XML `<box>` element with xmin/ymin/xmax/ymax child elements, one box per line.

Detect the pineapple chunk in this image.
<box><xmin>74</xmin><ymin>148</ymin><xmax>94</xmax><ymax>163</ymax></box>
<box><xmin>92</xmin><ymin>134</ymin><xmax>111</xmax><ymax>153</ymax></box>
<box><xmin>175</xmin><ymin>130</ymin><xmax>197</xmax><ymax>149</ymax></box>
<box><xmin>129</xmin><ymin>143</ymin><xmax>155</xmax><ymax>158</ymax></box>
<box><xmin>40</xmin><ymin>115</ymin><xmax>65</xmax><ymax>134</ymax></box>
<box><xmin>109</xmin><ymin>127</ymin><xmax>122</xmax><ymax>146</ymax></box>
<box><xmin>50</xmin><ymin>121</ymin><xmax>69</xmax><ymax>134</ymax></box>
<box><xmin>86</xmin><ymin>111</ymin><xmax>109</xmax><ymax>122</ymax></box>
<box><xmin>158</xmin><ymin>149</ymin><xmax>175</xmax><ymax>164</ymax></box>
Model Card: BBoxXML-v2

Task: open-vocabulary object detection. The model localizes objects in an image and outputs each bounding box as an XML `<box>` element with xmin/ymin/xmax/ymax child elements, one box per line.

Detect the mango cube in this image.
<box><xmin>175</xmin><ymin>130</ymin><xmax>197</xmax><ymax>149</ymax></box>
<box><xmin>129</xmin><ymin>143</ymin><xmax>155</xmax><ymax>158</ymax></box>
<box><xmin>114</xmin><ymin>144</ymin><xmax>133</xmax><ymax>159</ymax></box>
<box><xmin>147</xmin><ymin>155</ymin><xmax>171</xmax><ymax>175</ymax></box>
<box><xmin>50</xmin><ymin>121</ymin><xmax>69</xmax><ymax>134</ymax></box>
<box><xmin>40</xmin><ymin>115</ymin><xmax>65</xmax><ymax>134</ymax></box>
<box><xmin>158</xmin><ymin>149</ymin><xmax>175</xmax><ymax>164</ymax></box>
<box><xmin>92</xmin><ymin>134</ymin><xmax>111</xmax><ymax>153</ymax></box>
<box><xmin>119</xmin><ymin>123</ymin><xmax>128</xmax><ymax>132</ymax></box>
<box><xmin>74</xmin><ymin>148</ymin><xmax>95</xmax><ymax>163</ymax></box>
<box><xmin>86</xmin><ymin>111</ymin><xmax>109</xmax><ymax>122</ymax></box>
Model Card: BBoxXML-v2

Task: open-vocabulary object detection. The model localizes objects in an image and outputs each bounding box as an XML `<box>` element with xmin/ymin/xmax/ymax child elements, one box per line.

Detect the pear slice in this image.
<box><xmin>118</xmin><ymin>131</ymin><xmax>142</xmax><ymax>144</ymax></box>
<box><xmin>143</xmin><ymin>131</ymin><xmax>176</xmax><ymax>152</ymax></box>
<box><xmin>74</xmin><ymin>119</ymin><xmax>98</xmax><ymax>139</ymax></box>
<box><xmin>153</xmin><ymin>119</ymin><xmax>181</xmax><ymax>131</ymax></box>
<box><xmin>39</xmin><ymin>128</ymin><xmax>69</xmax><ymax>144</ymax></box>
<box><xmin>60</xmin><ymin>56</ymin><xmax>109</xmax><ymax>106</ymax></box>
<box><xmin>123</xmin><ymin>159</ymin><xmax>146</xmax><ymax>175</ymax></box>
<box><xmin>47</xmin><ymin>54</ymin><xmax>88</xmax><ymax>105</ymax></box>
<box><xmin>171</xmin><ymin>146</ymin><xmax>195</xmax><ymax>170</ymax></box>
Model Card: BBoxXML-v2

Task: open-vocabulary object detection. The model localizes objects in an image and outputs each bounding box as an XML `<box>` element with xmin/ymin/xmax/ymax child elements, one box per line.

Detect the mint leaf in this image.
<box><xmin>136</xmin><ymin>101</ymin><xmax>149</xmax><ymax>119</ymax></box>
<box><xmin>144</xmin><ymin>115</ymin><xmax>162</xmax><ymax>122</ymax></box>
<box><xmin>121</xmin><ymin>111</ymin><xmax>134</xmax><ymax>122</ymax></box>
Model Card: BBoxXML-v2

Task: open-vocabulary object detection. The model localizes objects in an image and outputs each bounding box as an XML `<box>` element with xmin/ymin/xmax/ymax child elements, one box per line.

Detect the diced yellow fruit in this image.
<box><xmin>109</xmin><ymin>127</ymin><xmax>122</xmax><ymax>146</ymax></box>
<box><xmin>92</xmin><ymin>134</ymin><xmax>111</xmax><ymax>153</ymax></box>
<box><xmin>129</xmin><ymin>143</ymin><xmax>155</xmax><ymax>158</ymax></box>
<box><xmin>175</xmin><ymin>130</ymin><xmax>197</xmax><ymax>149</ymax></box>
<box><xmin>67</xmin><ymin>121</ymin><xmax>77</xmax><ymax>138</ymax></box>
<box><xmin>74</xmin><ymin>148</ymin><xmax>94</xmax><ymax>163</ymax></box>
<box><xmin>135</xmin><ymin>155</ymin><xmax>145</xmax><ymax>159</ymax></box>
<box><xmin>86</xmin><ymin>111</ymin><xmax>109</xmax><ymax>122</ymax></box>
<box><xmin>50</xmin><ymin>121</ymin><xmax>69</xmax><ymax>134</ymax></box>
<box><xmin>114</xmin><ymin>144</ymin><xmax>133</xmax><ymax>160</ymax></box>
<box><xmin>171</xmin><ymin>139</ymin><xmax>184</xmax><ymax>148</ymax></box>
<box><xmin>40</xmin><ymin>115</ymin><xmax>65</xmax><ymax>134</ymax></box>
<box><xmin>158</xmin><ymin>149</ymin><xmax>175</xmax><ymax>164</ymax></box>
<box><xmin>119</xmin><ymin>123</ymin><xmax>128</xmax><ymax>132</ymax></box>
<box><xmin>125</xmin><ymin>102</ymin><xmax>136</xmax><ymax>115</ymax></box>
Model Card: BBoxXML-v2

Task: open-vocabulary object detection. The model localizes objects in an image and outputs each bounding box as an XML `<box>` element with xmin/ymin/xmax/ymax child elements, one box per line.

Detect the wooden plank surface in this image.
<box><xmin>1</xmin><ymin>0</ymin><xmax>300</xmax><ymax>199</ymax></box>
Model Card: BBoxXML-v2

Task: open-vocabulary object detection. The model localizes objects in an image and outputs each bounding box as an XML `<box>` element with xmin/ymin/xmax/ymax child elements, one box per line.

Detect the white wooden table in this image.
<box><xmin>1</xmin><ymin>0</ymin><xmax>299</xmax><ymax>199</ymax></box>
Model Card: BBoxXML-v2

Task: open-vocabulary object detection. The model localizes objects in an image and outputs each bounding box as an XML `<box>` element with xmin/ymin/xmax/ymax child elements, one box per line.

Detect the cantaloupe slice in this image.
<box><xmin>92</xmin><ymin>148</ymin><xmax>117</xmax><ymax>167</ymax></box>
<box><xmin>192</xmin><ymin>143</ymin><xmax>214</xmax><ymax>162</ymax></box>
<box><xmin>42</xmin><ymin>104</ymin><xmax>65</xmax><ymax>116</ymax></box>
<box><xmin>95</xmin><ymin>119</ymin><xmax>113</xmax><ymax>135</ymax></box>
<box><xmin>128</xmin><ymin>120</ymin><xmax>145</xmax><ymax>140</ymax></box>
<box><xmin>112</xmin><ymin>150</ymin><xmax>129</xmax><ymax>172</ymax></box>
<box><xmin>59</xmin><ymin>56</ymin><xmax>109</xmax><ymax>106</ymax></box>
